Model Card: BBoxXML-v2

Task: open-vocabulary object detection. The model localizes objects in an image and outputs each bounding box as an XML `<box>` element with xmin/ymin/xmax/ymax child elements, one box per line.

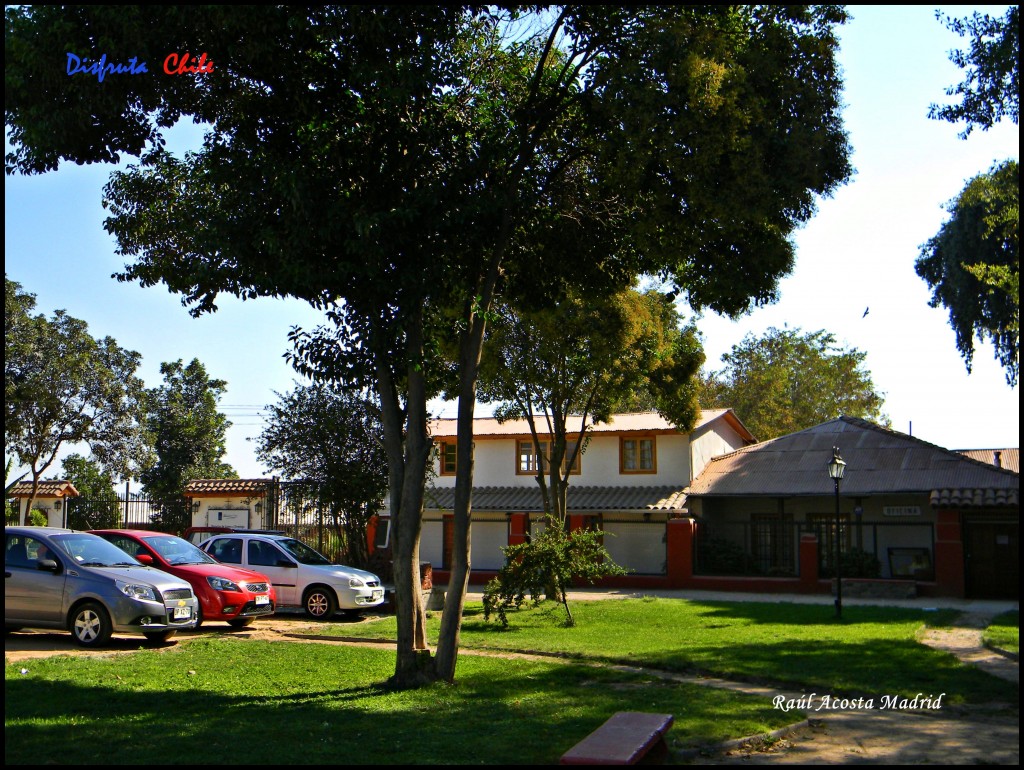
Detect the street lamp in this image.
<box><xmin>827</xmin><ymin>446</ymin><xmax>846</xmax><ymax>618</ymax></box>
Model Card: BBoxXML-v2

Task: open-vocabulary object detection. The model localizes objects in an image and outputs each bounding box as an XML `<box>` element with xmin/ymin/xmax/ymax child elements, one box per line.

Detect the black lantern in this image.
<box><xmin>827</xmin><ymin>447</ymin><xmax>846</xmax><ymax>618</ymax></box>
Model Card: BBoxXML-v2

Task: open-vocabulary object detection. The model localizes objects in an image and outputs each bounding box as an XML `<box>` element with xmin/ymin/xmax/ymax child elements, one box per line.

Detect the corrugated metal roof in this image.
<box><xmin>956</xmin><ymin>449</ymin><xmax>1019</xmax><ymax>474</ymax></box>
<box><xmin>8</xmin><ymin>480</ymin><xmax>80</xmax><ymax>498</ymax></box>
<box><xmin>424</xmin><ymin>485</ymin><xmax>688</xmax><ymax>512</ymax></box>
<box><xmin>686</xmin><ymin>417</ymin><xmax>1019</xmax><ymax>502</ymax></box>
<box><xmin>429</xmin><ymin>409</ymin><xmax>755</xmax><ymax>442</ymax></box>
<box><xmin>184</xmin><ymin>479</ymin><xmax>271</xmax><ymax>495</ymax></box>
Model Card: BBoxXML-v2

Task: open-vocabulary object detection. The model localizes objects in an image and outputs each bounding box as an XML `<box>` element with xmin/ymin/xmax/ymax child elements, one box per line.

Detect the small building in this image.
<box><xmin>685</xmin><ymin>417</ymin><xmax>1020</xmax><ymax>599</ymax></box>
<box><xmin>184</xmin><ymin>479</ymin><xmax>273</xmax><ymax>530</ymax></box>
<box><xmin>9</xmin><ymin>480</ymin><xmax>81</xmax><ymax>527</ymax></box>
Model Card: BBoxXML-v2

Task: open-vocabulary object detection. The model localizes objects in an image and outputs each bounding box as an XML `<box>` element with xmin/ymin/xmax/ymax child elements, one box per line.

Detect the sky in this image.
<box><xmin>5</xmin><ymin>5</ymin><xmax>1019</xmax><ymax>483</ymax></box>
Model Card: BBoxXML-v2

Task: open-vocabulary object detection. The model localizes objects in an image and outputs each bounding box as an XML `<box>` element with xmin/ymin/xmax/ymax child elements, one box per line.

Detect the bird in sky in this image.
<box><xmin>862</xmin><ymin>307</ymin><xmax>869</xmax><ymax>318</ymax></box>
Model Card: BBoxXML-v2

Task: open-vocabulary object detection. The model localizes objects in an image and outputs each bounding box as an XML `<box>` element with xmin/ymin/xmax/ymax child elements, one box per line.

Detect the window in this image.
<box><xmin>438</xmin><ymin>441</ymin><xmax>457</xmax><ymax>476</ymax></box>
<box><xmin>620</xmin><ymin>437</ymin><xmax>656</xmax><ymax>473</ymax></box>
<box><xmin>209</xmin><ymin>537</ymin><xmax>243</xmax><ymax>564</ymax></box>
<box><xmin>517</xmin><ymin>440</ymin><xmax>581</xmax><ymax>475</ymax></box>
<box><xmin>248</xmin><ymin>539</ymin><xmax>284</xmax><ymax>567</ymax></box>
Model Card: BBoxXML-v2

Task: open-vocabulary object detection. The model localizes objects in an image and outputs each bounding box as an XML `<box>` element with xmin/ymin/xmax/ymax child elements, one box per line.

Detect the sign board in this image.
<box><xmin>883</xmin><ymin>505</ymin><xmax>921</xmax><ymax>517</ymax></box>
<box><xmin>207</xmin><ymin>508</ymin><xmax>250</xmax><ymax>528</ymax></box>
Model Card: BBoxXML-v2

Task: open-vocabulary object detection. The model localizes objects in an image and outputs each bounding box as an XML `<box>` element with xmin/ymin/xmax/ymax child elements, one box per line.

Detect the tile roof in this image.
<box><xmin>686</xmin><ymin>417</ymin><xmax>1019</xmax><ymax>506</ymax></box>
<box><xmin>929</xmin><ymin>488</ymin><xmax>1019</xmax><ymax>508</ymax></box>
<box><xmin>424</xmin><ymin>485</ymin><xmax>688</xmax><ymax>513</ymax></box>
<box><xmin>955</xmin><ymin>449</ymin><xmax>1019</xmax><ymax>474</ymax></box>
<box><xmin>8</xmin><ymin>480</ymin><xmax>80</xmax><ymax>498</ymax></box>
<box><xmin>429</xmin><ymin>409</ymin><xmax>755</xmax><ymax>442</ymax></box>
<box><xmin>184</xmin><ymin>479</ymin><xmax>272</xmax><ymax>495</ymax></box>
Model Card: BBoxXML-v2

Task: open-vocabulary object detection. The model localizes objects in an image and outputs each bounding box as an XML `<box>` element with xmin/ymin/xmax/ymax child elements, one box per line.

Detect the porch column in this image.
<box><xmin>933</xmin><ymin>509</ymin><xmax>965</xmax><ymax>597</ymax></box>
<box><xmin>666</xmin><ymin>518</ymin><xmax>695</xmax><ymax>588</ymax></box>
<box><xmin>799</xmin><ymin>533</ymin><xmax>820</xmax><ymax>593</ymax></box>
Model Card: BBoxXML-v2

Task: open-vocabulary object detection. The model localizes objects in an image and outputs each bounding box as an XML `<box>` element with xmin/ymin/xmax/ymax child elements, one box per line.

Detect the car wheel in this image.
<box><xmin>227</xmin><ymin>618</ymin><xmax>254</xmax><ymax>629</ymax></box>
<box><xmin>143</xmin><ymin>630</ymin><xmax>177</xmax><ymax>645</ymax></box>
<box><xmin>303</xmin><ymin>586</ymin><xmax>337</xmax><ymax>620</ymax></box>
<box><xmin>69</xmin><ymin>602</ymin><xmax>113</xmax><ymax>647</ymax></box>
<box><xmin>194</xmin><ymin>604</ymin><xmax>204</xmax><ymax>629</ymax></box>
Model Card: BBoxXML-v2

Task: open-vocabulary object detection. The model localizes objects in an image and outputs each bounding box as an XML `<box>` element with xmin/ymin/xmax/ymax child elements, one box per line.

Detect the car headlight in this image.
<box><xmin>348</xmin><ymin>577</ymin><xmax>365</xmax><ymax>588</ymax></box>
<box><xmin>207</xmin><ymin>576</ymin><xmax>242</xmax><ymax>592</ymax></box>
<box><xmin>116</xmin><ymin>580</ymin><xmax>158</xmax><ymax>601</ymax></box>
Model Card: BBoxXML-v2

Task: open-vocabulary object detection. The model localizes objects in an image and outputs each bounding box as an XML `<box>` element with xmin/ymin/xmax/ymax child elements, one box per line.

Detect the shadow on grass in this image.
<box><xmin>5</xmin><ymin>642</ymin><xmax>784</xmax><ymax>765</ymax></box>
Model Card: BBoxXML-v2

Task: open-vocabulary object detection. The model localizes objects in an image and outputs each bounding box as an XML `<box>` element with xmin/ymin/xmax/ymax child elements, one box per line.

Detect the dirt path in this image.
<box><xmin>6</xmin><ymin>611</ymin><xmax>1018</xmax><ymax>765</ymax></box>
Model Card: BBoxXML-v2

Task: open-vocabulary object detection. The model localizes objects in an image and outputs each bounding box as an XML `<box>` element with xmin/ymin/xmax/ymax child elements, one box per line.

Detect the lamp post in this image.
<box><xmin>827</xmin><ymin>447</ymin><xmax>846</xmax><ymax>618</ymax></box>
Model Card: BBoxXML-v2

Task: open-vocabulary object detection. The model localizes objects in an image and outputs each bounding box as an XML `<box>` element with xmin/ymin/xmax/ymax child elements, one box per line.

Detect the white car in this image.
<box><xmin>199</xmin><ymin>533</ymin><xmax>385</xmax><ymax>619</ymax></box>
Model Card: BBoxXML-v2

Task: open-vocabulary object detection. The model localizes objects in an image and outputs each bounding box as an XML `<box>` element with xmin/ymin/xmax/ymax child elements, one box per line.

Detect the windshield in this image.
<box><xmin>51</xmin><ymin>533</ymin><xmax>141</xmax><ymax>567</ymax></box>
<box><xmin>144</xmin><ymin>535</ymin><xmax>218</xmax><ymax>566</ymax></box>
<box><xmin>277</xmin><ymin>538</ymin><xmax>332</xmax><ymax>566</ymax></box>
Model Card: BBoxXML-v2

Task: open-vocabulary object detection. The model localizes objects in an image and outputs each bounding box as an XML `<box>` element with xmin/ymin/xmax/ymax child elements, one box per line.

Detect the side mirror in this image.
<box><xmin>136</xmin><ymin>553</ymin><xmax>154</xmax><ymax>565</ymax></box>
<box><xmin>36</xmin><ymin>558</ymin><xmax>60</xmax><ymax>573</ymax></box>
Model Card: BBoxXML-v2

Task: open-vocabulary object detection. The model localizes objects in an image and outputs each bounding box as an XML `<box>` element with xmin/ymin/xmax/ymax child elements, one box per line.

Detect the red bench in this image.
<box><xmin>560</xmin><ymin>711</ymin><xmax>675</xmax><ymax>765</ymax></box>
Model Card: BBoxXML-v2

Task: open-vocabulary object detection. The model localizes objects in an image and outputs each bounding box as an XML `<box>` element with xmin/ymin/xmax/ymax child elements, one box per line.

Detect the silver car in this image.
<box><xmin>5</xmin><ymin>526</ymin><xmax>199</xmax><ymax>647</ymax></box>
<box><xmin>200</xmin><ymin>533</ymin><xmax>385</xmax><ymax>619</ymax></box>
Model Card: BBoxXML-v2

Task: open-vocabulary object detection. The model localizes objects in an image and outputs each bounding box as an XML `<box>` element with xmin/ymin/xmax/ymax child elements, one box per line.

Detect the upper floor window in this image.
<box><xmin>620</xmin><ymin>436</ymin><xmax>656</xmax><ymax>473</ymax></box>
<box><xmin>517</xmin><ymin>440</ymin><xmax>581</xmax><ymax>475</ymax></box>
<box><xmin>438</xmin><ymin>441</ymin><xmax>457</xmax><ymax>476</ymax></box>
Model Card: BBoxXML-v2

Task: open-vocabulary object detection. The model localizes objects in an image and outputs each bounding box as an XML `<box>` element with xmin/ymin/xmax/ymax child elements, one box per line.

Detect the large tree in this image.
<box><xmin>3</xmin><ymin>295</ymin><xmax>150</xmax><ymax>517</ymax></box>
<box><xmin>477</xmin><ymin>287</ymin><xmax>703</xmax><ymax>523</ymax></box>
<box><xmin>139</xmin><ymin>359</ymin><xmax>236</xmax><ymax>519</ymax></box>
<box><xmin>915</xmin><ymin>160</ymin><xmax>1019</xmax><ymax>386</ymax></box>
<box><xmin>6</xmin><ymin>6</ymin><xmax>852</xmax><ymax>687</ymax></box>
<box><xmin>701</xmin><ymin>327</ymin><xmax>887</xmax><ymax>440</ymax></box>
<box><xmin>254</xmin><ymin>384</ymin><xmax>388</xmax><ymax>569</ymax></box>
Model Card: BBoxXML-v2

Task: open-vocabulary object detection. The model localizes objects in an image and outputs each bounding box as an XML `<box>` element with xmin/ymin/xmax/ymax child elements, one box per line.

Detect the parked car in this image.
<box><xmin>4</xmin><ymin>526</ymin><xmax>198</xmax><ymax>647</ymax></box>
<box><xmin>198</xmin><ymin>532</ymin><xmax>385</xmax><ymax>619</ymax></box>
<box><xmin>90</xmin><ymin>529</ymin><xmax>276</xmax><ymax>628</ymax></box>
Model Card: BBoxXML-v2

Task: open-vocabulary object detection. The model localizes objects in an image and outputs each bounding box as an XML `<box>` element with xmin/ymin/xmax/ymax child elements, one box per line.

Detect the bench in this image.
<box><xmin>560</xmin><ymin>711</ymin><xmax>675</xmax><ymax>765</ymax></box>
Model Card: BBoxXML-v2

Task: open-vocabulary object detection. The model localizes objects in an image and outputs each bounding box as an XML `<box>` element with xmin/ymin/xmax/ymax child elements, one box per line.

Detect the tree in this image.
<box><xmin>139</xmin><ymin>359</ymin><xmax>236</xmax><ymax>527</ymax></box>
<box><xmin>701</xmin><ymin>327</ymin><xmax>887</xmax><ymax>440</ymax></box>
<box><xmin>3</xmin><ymin>299</ymin><xmax>150</xmax><ymax>518</ymax></box>
<box><xmin>915</xmin><ymin>160</ymin><xmax>1019</xmax><ymax>386</ymax></box>
<box><xmin>254</xmin><ymin>384</ymin><xmax>388</xmax><ymax>569</ymax></box>
<box><xmin>928</xmin><ymin>6</ymin><xmax>1019</xmax><ymax>137</ymax></box>
<box><xmin>5</xmin><ymin>276</ymin><xmax>46</xmax><ymax>453</ymax></box>
<box><xmin>6</xmin><ymin>6</ymin><xmax>853</xmax><ymax>687</ymax></box>
<box><xmin>62</xmin><ymin>453</ymin><xmax>122</xmax><ymax>529</ymax></box>
<box><xmin>478</xmin><ymin>287</ymin><xmax>704</xmax><ymax>524</ymax></box>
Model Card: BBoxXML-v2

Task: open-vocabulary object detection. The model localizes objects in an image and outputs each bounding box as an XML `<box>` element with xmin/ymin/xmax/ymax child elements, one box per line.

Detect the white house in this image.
<box><xmin>420</xmin><ymin>409</ymin><xmax>755</xmax><ymax>577</ymax></box>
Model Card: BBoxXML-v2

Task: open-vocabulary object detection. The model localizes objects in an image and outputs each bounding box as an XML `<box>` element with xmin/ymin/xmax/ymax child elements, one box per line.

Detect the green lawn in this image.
<box><xmin>983</xmin><ymin>610</ymin><xmax>1020</xmax><ymax>657</ymax></box>
<box><xmin>5</xmin><ymin>597</ymin><xmax>1017</xmax><ymax>765</ymax></box>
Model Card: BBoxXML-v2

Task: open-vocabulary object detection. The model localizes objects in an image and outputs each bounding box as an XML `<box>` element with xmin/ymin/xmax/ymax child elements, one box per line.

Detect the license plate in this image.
<box><xmin>173</xmin><ymin>606</ymin><xmax>192</xmax><ymax>619</ymax></box>
<box><xmin>255</xmin><ymin>595</ymin><xmax>270</xmax><ymax>605</ymax></box>
<box><xmin>372</xmin><ymin>589</ymin><xmax>383</xmax><ymax>601</ymax></box>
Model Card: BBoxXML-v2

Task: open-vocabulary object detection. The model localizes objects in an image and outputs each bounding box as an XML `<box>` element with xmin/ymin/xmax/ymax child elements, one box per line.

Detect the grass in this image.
<box><xmin>332</xmin><ymin>598</ymin><xmax>1017</xmax><ymax>704</ymax></box>
<box><xmin>6</xmin><ymin>597</ymin><xmax>1018</xmax><ymax>765</ymax></box>
<box><xmin>6</xmin><ymin>638</ymin><xmax>784</xmax><ymax>765</ymax></box>
<box><xmin>983</xmin><ymin>610</ymin><xmax>1019</xmax><ymax>657</ymax></box>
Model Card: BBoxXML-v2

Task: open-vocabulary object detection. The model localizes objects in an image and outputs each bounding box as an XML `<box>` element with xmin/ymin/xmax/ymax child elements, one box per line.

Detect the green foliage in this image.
<box><xmin>696</xmin><ymin>536</ymin><xmax>756</xmax><ymax>575</ymax></box>
<box><xmin>482</xmin><ymin>514</ymin><xmax>627</xmax><ymax>628</ymax></box>
<box><xmin>27</xmin><ymin>508</ymin><xmax>48</xmax><ymax>527</ymax></box>
<box><xmin>255</xmin><ymin>385</ymin><xmax>387</xmax><ymax>568</ymax></box>
<box><xmin>840</xmin><ymin>547</ymin><xmax>882</xmax><ymax>579</ymax></box>
<box><xmin>915</xmin><ymin>160</ymin><xmax>1019</xmax><ymax>386</ymax></box>
<box><xmin>701</xmin><ymin>327</ymin><xmax>887</xmax><ymax>440</ymax></box>
<box><xmin>61</xmin><ymin>453</ymin><xmax>123</xmax><ymax>529</ymax></box>
<box><xmin>928</xmin><ymin>6</ymin><xmax>1019</xmax><ymax>137</ymax></box>
<box><xmin>139</xmin><ymin>359</ymin><xmax>236</xmax><ymax>503</ymax></box>
<box><xmin>3</xmin><ymin>279</ymin><xmax>150</xmax><ymax>512</ymax></box>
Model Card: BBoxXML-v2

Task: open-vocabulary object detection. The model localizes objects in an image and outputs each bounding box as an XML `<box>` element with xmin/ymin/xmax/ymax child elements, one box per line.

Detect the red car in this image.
<box><xmin>90</xmin><ymin>529</ymin><xmax>276</xmax><ymax>628</ymax></box>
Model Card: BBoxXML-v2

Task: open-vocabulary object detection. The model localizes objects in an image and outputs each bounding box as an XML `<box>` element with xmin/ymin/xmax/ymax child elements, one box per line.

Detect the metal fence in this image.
<box><xmin>693</xmin><ymin>519</ymin><xmax>936</xmax><ymax>580</ymax></box>
<box><xmin>65</xmin><ymin>495</ymin><xmax>190</xmax><ymax>532</ymax></box>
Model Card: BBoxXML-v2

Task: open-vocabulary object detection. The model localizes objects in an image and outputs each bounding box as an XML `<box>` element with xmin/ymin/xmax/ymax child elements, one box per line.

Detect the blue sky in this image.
<box><xmin>5</xmin><ymin>5</ymin><xmax>1019</xmax><ymax>482</ymax></box>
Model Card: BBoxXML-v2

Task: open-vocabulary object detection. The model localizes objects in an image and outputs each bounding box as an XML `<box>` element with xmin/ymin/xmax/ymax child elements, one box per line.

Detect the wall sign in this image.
<box><xmin>883</xmin><ymin>505</ymin><xmax>921</xmax><ymax>517</ymax></box>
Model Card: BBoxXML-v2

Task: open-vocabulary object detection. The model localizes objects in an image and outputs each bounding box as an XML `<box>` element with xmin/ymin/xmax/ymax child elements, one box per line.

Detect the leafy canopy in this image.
<box><xmin>701</xmin><ymin>327</ymin><xmax>887</xmax><ymax>440</ymax></box>
<box><xmin>139</xmin><ymin>358</ymin><xmax>236</xmax><ymax>501</ymax></box>
<box><xmin>915</xmin><ymin>160</ymin><xmax>1019</xmax><ymax>386</ymax></box>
